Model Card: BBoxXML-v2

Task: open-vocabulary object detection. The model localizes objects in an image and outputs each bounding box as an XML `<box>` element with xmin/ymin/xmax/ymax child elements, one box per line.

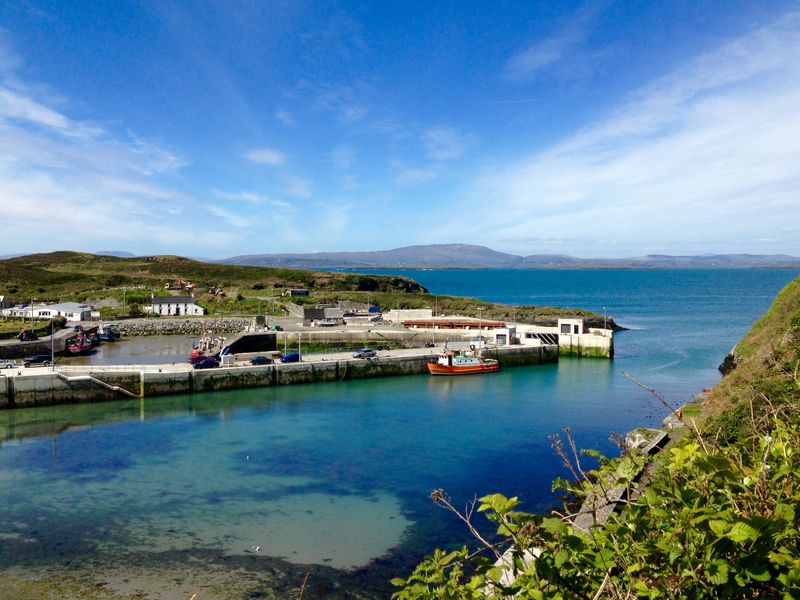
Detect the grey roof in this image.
<box><xmin>40</xmin><ymin>302</ymin><xmax>92</xmax><ymax>312</ymax></box>
<box><xmin>151</xmin><ymin>295</ymin><xmax>196</xmax><ymax>304</ymax></box>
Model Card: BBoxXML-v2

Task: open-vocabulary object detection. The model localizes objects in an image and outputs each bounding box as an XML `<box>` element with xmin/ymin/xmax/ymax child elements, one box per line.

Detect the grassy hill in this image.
<box><xmin>0</xmin><ymin>251</ymin><xmax>609</xmax><ymax>324</ymax></box>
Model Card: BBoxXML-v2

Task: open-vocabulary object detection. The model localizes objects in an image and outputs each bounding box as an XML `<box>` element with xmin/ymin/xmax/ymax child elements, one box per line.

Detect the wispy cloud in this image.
<box><xmin>391</xmin><ymin>160</ymin><xmax>439</xmax><ymax>185</ymax></box>
<box><xmin>274</xmin><ymin>107</ymin><xmax>295</xmax><ymax>126</ymax></box>
<box><xmin>207</xmin><ymin>206</ymin><xmax>252</xmax><ymax>228</ymax></box>
<box><xmin>244</xmin><ymin>147</ymin><xmax>287</xmax><ymax>166</ymax></box>
<box><xmin>330</xmin><ymin>143</ymin><xmax>359</xmax><ymax>189</ymax></box>
<box><xmin>503</xmin><ymin>3</ymin><xmax>607</xmax><ymax>83</ymax></box>
<box><xmin>0</xmin><ymin>38</ymin><xmax>250</xmax><ymax>255</ymax></box>
<box><xmin>295</xmin><ymin>79</ymin><xmax>370</xmax><ymax>124</ymax></box>
<box><xmin>283</xmin><ymin>174</ymin><xmax>312</xmax><ymax>198</ymax></box>
<box><xmin>212</xmin><ymin>189</ymin><xmax>291</xmax><ymax>208</ymax></box>
<box><xmin>445</xmin><ymin>11</ymin><xmax>800</xmax><ymax>255</ymax></box>
<box><xmin>423</xmin><ymin>127</ymin><xmax>476</xmax><ymax>160</ymax></box>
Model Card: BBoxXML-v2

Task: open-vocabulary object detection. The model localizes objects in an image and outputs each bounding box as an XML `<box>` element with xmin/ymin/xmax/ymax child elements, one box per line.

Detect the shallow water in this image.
<box><xmin>0</xmin><ymin>268</ymin><xmax>797</xmax><ymax>598</ymax></box>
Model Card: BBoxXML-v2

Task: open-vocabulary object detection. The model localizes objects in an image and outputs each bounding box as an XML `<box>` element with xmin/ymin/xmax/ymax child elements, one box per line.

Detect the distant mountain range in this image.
<box><xmin>221</xmin><ymin>244</ymin><xmax>800</xmax><ymax>269</ymax></box>
<box><xmin>95</xmin><ymin>250</ymin><xmax>137</xmax><ymax>257</ymax></box>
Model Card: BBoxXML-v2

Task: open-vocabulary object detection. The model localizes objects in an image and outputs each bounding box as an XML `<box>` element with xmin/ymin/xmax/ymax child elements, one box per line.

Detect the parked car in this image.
<box><xmin>193</xmin><ymin>358</ymin><xmax>220</xmax><ymax>369</ymax></box>
<box><xmin>250</xmin><ymin>355</ymin><xmax>273</xmax><ymax>365</ymax></box>
<box><xmin>352</xmin><ymin>348</ymin><xmax>377</xmax><ymax>359</ymax></box>
<box><xmin>268</xmin><ymin>325</ymin><xmax>283</xmax><ymax>331</ymax></box>
<box><xmin>0</xmin><ymin>359</ymin><xmax>15</xmax><ymax>369</ymax></box>
<box><xmin>23</xmin><ymin>354</ymin><xmax>52</xmax><ymax>367</ymax></box>
<box><xmin>17</xmin><ymin>329</ymin><xmax>38</xmax><ymax>341</ymax></box>
<box><xmin>280</xmin><ymin>352</ymin><xmax>300</xmax><ymax>363</ymax></box>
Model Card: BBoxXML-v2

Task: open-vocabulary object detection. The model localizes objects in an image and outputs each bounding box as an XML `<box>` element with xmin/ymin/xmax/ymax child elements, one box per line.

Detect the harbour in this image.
<box><xmin>0</xmin><ymin>268</ymin><xmax>796</xmax><ymax>599</ymax></box>
<box><xmin>0</xmin><ymin>343</ymin><xmax>558</xmax><ymax>408</ymax></box>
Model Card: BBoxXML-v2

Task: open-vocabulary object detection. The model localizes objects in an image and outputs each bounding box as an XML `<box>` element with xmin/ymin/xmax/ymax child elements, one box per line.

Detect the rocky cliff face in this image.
<box><xmin>718</xmin><ymin>349</ymin><xmax>739</xmax><ymax>375</ymax></box>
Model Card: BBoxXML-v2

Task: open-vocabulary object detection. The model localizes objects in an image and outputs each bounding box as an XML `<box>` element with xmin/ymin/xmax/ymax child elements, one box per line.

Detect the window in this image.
<box><xmin>561</xmin><ymin>324</ymin><xmax>570</xmax><ymax>334</ymax></box>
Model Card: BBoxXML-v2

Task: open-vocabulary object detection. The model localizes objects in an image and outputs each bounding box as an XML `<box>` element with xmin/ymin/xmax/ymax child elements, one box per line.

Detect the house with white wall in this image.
<box><xmin>1</xmin><ymin>302</ymin><xmax>93</xmax><ymax>321</ymax></box>
<box><xmin>147</xmin><ymin>295</ymin><xmax>204</xmax><ymax>316</ymax></box>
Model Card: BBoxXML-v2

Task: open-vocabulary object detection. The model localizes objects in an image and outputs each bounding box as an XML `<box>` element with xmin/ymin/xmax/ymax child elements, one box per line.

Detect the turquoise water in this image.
<box><xmin>0</xmin><ymin>269</ymin><xmax>797</xmax><ymax>598</ymax></box>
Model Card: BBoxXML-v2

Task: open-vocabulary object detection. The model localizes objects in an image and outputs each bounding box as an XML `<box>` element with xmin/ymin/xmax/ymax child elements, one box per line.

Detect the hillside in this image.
<box><xmin>395</xmin><ymin>275</ymin><xmax>800</xmax><ymax>598</ymax></box>
<box><xmin>222</xmin><ymin>244</ymin><xmax>800</xmax><ymax>269</ymax></box>
<box><xmin>705</xmin><ymin>274</ymin><xmax>800</xmax><ymax>436</ymax></box>
<box><xmin>0</xmin><ymin>251</ymin><xmax>426</xmax><ymax>316</ymax></box>
<box><xmin>0</xmin><ymin>251</ymin><xmax>613</xmax><ymax>325</ymax></box>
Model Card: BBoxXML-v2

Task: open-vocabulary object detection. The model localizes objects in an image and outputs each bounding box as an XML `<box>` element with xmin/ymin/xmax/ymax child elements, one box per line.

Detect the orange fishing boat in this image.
<box><xmin>427</xmin><ymin>349</ymin><xmax>499</xmax><ymax>375</ymax></box>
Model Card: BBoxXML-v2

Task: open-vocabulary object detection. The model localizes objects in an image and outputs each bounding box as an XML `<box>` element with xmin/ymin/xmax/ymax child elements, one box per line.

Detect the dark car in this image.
<box><xmin>250</xmin><ymin>355</ymin><xmax>274</xmax><ymax>365</ymax></box>
<box><xmin>193</xmin><ymin>358</ymin><xmax>220</xmax><ymax>369</ymax></box>
<box><xmin>352</xmin><ymin>348</ymin><xmax>377</xmax><ymax>359</ymax></box>
<box><xmin>280</xmin><ymin>352</ymin><xmax>300</xmax><ymax>363</ymax></box>
<box><xmin>23</xmin><ymin>354</ymin><xmax>52</xmax><ymax>367</ymax></box>
<box><xmin>17</xmin><ymin>330</ymin><xmax>38</xmax><ymax>341</ymax></box>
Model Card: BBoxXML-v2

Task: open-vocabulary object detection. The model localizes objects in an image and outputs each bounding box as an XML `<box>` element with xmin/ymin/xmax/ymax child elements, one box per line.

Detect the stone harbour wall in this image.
<box><xmin>116</xmin><ymin>318</ymin><xmax>251</xmax><ymax>336</ymax></box>
<box><xmin>0</xmin><ymin>344</ymin><xmax>558</xmax><ymax>408</ymax></box>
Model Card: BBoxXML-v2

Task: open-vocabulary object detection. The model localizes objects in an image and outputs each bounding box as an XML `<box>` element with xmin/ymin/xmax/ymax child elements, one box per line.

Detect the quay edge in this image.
<box><xmin>0</xmin><ymin>344</ymin><xmax>558</xmax><ymax>409</ymax></box>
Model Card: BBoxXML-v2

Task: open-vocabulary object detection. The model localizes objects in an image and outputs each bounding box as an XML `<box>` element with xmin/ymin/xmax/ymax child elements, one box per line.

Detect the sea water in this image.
<box><xmin>0</xmin><ymin>269</ymin><xmax>796</xmax><ymax>598</ymax></box>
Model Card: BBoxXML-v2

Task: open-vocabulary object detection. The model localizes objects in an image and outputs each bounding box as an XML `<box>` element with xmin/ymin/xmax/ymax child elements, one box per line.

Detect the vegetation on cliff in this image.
<box><xmin>394</xmin><ymin>276</ymin><xmax>800</xmax><ymax>598</ymax></box>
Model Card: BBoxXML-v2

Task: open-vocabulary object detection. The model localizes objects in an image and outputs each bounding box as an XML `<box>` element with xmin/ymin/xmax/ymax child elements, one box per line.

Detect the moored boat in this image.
<box><xmin>427</xmin><ymin>349</ymin><xmax>499</xmax><ymax>375</ymax></box>
<box><xmin>189</xmin><ymin>333</ymin><xmax>224</xmax><ymax>363</ymax></box>
<box><xmin>66</xmin><ymin>335</ymin><xmax>94</xmax><ymax>355</ymax></box>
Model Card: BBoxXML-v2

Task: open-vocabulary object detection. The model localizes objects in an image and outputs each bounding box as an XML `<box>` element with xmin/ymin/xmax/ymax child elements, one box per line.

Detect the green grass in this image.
<box><xmin>0</xmin><ymin>252</ymin><xmax>611</xmax><ymax>325</ymax></box>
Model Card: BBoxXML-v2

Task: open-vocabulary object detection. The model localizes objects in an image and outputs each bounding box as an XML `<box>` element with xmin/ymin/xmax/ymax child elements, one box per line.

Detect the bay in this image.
<box><xmin>0</xmin><ymin>268</ymin><xmax>796</xmax><ymax>598</ymax></box>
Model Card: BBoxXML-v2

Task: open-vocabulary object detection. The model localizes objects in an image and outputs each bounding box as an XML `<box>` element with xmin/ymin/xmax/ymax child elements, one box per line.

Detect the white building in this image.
<box><xmin>148</xmin><ymin>295</ymin><xmax>204</xmax><ymax>316</ymax></box>
<box><xmin>1</xmin><ymin>302</ymin><xmax>94</xmax><ymax>321</ymax></box>
<box><xmin>384</xmin><ymin>308</ymin><xmax>433</xmax><ymax>322</ymax></box>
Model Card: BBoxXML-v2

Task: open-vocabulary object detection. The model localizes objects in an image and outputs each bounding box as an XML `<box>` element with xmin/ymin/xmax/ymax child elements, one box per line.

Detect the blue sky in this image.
<box><xmin>1</xmin><ymin>1</ymin><xmax>799</xmax><ymax>259</ymax></box>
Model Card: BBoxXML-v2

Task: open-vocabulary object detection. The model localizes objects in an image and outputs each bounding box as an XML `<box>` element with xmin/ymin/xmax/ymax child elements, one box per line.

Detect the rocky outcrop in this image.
<box><xmin>718</xmin><ymin>348</ymin><xmax>739</xmax><ymax>375</ymax></box>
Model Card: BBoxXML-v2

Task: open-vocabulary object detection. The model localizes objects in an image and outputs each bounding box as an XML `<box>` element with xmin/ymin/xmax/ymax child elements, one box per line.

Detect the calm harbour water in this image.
<box><xmin>0</xmin><ymin>269</ymin><xmax>797</xmax><ymax>598</ymax></box>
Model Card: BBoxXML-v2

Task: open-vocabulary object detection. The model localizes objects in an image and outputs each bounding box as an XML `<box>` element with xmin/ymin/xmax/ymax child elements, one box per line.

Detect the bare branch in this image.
<box><xmin>430</xmin><ymin>489</ymin><xmax>503</xmax><ymax>560</ymax></box>
<box><xmin>623</xmin><ymin>371</ymin><xmax>683</xmax><ymax>420</ymax></box>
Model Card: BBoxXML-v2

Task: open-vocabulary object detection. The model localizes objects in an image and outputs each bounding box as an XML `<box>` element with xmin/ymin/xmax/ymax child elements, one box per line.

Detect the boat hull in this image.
<box><xmin>427</xmin><ymin>360</ymin><xmax>499</xmax><ymax>375</ymax></box>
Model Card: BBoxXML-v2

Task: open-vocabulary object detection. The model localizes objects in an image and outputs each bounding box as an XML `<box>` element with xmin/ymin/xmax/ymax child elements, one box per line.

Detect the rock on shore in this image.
<box><xmin>116</xmin><ymin>318</ymin><xmax>251</xmax><ymax>336</ymax></box>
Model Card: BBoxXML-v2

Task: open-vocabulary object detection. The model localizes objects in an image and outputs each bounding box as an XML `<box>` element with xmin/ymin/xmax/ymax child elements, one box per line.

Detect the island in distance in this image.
<box><xmin>220</xmin><ymin>244</ymin><xmax>800</xmax><ymax>270</ymax></box>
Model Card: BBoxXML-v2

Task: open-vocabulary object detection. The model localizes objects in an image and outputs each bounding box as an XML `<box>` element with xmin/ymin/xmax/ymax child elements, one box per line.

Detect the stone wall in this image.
<box><xmin>0</xmin><ymin>344</ymin><xmax>559</xmax><ymax>408</ymax></box>
<box><xmin>116</xmin><ymin>318</ymin><xmax>251</xmax><ymax>336</ymax></box>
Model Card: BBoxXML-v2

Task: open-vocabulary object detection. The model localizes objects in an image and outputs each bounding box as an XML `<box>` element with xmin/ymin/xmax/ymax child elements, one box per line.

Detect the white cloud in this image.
<box><xmin>443</xmin><ymin>11</ymin><xmax>800</xmax><ymax>255</ymax></box>
<box><xmin>0</xmin><ymin>41</ymin><xmax>250</xmax><ymax>256</ymax></box>
<box><xmin>331</xmin><ymin>143</ymin><xmax>355</xmax><ymax>171</ymax></box>
<box><xmin>283</xmin><ymin>175</ymin><xmax>312</xmax><ymax>198</ymax></box>
<box><xmin>391</xmin><ymin>160</ymin><xmax>439</xmax><ymax>185</ymax></box>
<box><xmin>504</xmin><ymin>32</ymin><xmax>584</xmax><ymax>82</ymax></box>
<box><xmin>274</xmin><ymin>107</ymin><xmax>295</xmax><ymax>126</ymax></box>
<box><xmin>212</xmin><ymin>189</ymin><xmax>291</xmax><ymax>208</ymax></box>
<box><xmin>244</xmin><ymin>147</ymin><xmax>287</xmax><ymax>166</ymax></box>
<box><xmin>503</xmin><ymin>3</ymin><xmax>605</xmax><ymax>83</ymax></box>
<box><xmin>207</xmin><ymin>206</ymin><xmax>252</xmax><ymax>229</ymax></box>
<box><xmin>423</xmin><ymin>127</ymin><xmax>476</xmax><ymax>160</ymax></box>
<box><xmin>296</xmin><ymin>79</ymin><xmax>369</xmax><ymax>123</ymax></box>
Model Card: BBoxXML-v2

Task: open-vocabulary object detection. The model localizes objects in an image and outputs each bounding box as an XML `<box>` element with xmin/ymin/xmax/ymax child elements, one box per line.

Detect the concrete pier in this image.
<box><xmin>0</xmin><ymin>344</ymin><xmax>558</xmax><ymax>409</ymax></box>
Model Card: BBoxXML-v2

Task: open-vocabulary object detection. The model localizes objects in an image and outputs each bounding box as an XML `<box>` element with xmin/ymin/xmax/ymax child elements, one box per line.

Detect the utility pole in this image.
<box><xmin>50</xmin><ymin>319</ymin><xmax>54</xmax><ymax>371</ymax></box>
<box><xmin>477</xmin><ymin>306</ymin><xmax>485</xmax><ymax>350</ymax></box>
